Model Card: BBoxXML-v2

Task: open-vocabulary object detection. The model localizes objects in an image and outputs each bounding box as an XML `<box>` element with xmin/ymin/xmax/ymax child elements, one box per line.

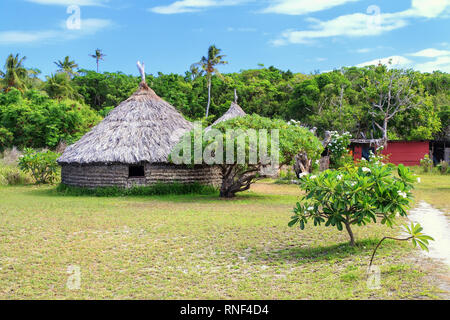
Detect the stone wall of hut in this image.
<box><xmin>60</xmin><ymin>163</ymin><xmax>222</xmax><ymax>188</ymax></box>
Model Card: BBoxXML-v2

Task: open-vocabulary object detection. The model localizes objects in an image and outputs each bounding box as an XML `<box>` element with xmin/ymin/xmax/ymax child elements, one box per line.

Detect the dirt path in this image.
<box><xmin>409</xmin><ymin>201</ymin><xmax>450</xmax><ymax>267</ymax></box>
<box><xmin>408</xmin><ymin>201</ymin><xmax>450</xmax><ymax>298</ymax></box>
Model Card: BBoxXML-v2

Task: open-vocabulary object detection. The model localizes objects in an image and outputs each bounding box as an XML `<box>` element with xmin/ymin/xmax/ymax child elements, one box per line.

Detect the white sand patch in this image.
<box><xmin>408</xmin><ymin>201</ymin><xmax>450</xmax><ymax>267</ymax></box>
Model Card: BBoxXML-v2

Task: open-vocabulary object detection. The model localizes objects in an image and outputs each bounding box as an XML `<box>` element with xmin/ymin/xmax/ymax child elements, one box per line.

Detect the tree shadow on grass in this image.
<box><xmin>252</xmin><ymin>238</ymin><xmax>383</xmax><ymax>264</ymax></box>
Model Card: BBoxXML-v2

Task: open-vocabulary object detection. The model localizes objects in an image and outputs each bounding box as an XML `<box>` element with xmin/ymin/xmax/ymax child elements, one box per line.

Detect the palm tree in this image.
<box><xmin>189</xmin><ymin>64</ymin><xmax>204</xmax><ymax>80</ymax></box>
<box><xmin>192</xmin><ymin>45</ymin><xmax>228</xmax><ymax>118</ymax></box>
<box><xmin>44</xmin><ymin>73</ymin><xmax>77</xmax><ymax>100</ymax></box>
<box><xmin>89</xmin><ymin>49</ymin><xmax>106</xmax><ymax>73</ymax></box>
<box><xmin>54</xmin><ymin>56</ymin><xmax>79</xmax><ymax>77</ymax></box>
<box><xmin>2</xmin><ymin>54</ymin><xmax>28</xmax><ymax>92</ymax></box>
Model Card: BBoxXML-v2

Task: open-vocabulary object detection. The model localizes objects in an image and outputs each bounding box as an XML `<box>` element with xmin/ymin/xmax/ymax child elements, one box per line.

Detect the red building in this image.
<box><xmin>351</xmin><ymin>140</ymin><xmax>430</xmax><ymax>166</ymax></box>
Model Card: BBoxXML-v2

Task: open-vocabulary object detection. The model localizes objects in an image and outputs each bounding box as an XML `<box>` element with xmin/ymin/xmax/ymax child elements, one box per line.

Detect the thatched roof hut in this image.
<box><xmin>58</xmin><ymin>82</ymin><xmax>192</xmax><ymax>165</ymax></box>
<box><xmin>58</xmin><ymin>62</ymin><xmax>221</xmax><ymax>188</ymax></box>
<box><xmin>206</xmin><ymin>91</ymin><xmax>246</xmax><ymax>131</ymax></box>
<box><xmin>210</xmin><ymin>102</ymin><xmax>246</xmax><ymax>127</ymax></box>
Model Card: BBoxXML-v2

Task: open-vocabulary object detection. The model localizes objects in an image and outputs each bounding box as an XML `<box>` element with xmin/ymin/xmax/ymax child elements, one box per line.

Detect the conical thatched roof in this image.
<box><xmin>207</xmin><ymin>102</ymin><xmax>246</xmax><ymax>131</ymax></box>
<box><xmin>58</xmin><ymin>82</ymin><xmax>193</xmax><ymax>165</ymax></box>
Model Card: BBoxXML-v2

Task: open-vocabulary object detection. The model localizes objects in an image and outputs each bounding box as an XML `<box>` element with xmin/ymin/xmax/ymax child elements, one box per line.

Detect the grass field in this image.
<box><xmin>0</xmin><ymin>173</ymin><xmax>448</xmax><ymax>299</ymax></box>
<box><xmin>410</xmin><ymin>168</ymin><xmax>450</xmax><ymax>215</ymax></box>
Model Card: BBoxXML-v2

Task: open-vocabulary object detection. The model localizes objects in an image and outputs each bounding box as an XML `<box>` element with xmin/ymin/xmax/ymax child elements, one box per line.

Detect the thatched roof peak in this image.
<box><xmin>206</xmin><ymin>101</ymin><xmax>246</xmax><ymax>132</ymax></box>
<box><xmin>211</xmin><ymin>102</ymin><xmax>246</xmax><ymax>127</ymax></box>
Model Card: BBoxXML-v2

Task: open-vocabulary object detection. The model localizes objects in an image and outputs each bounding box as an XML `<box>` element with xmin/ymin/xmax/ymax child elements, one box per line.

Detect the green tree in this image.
<box><xmin>89</xmin><ymin>49</ymin><xmax>106</xmax><ymax>73</ymax></box>
<box><xmin>18</xmin><ymin>148</ymin><xmax>60</xmax><ymax>184</ymax></box>
<box><xmin>362</xmin><ymin>66</ymin><xmax>420</xmax><ymax>141</ymax></box>
<box><xmin>54</xmin><ymin>56</ymin><xmax>79</xmax><ymax>77</ymax></box>
<box><xmin>192</xmin><ymin>45</ymin><xmax>228</xmax><ymax>118</ymax></box>
<box><xmin>172</xmin><ymin>115</ymin><xmax>323</xmax><ymax>198</ymax></box>
<box><xmin>0</xmin><ymin>127</ymin><xmax>13</xmax><ymax>151</ymax></box>
<box><xmin>1</xmin><ymin>54</ymin><xmax>29</xmax><ymax>92</ymax></box>
<box><xmin>189</xmin><ymin>64</ymin><xmax>204</xmax><ymax>80</ymax></box>
<box><xmin>44</xmin><ymin>73</ymin><xmax>78</xmax><ymax>100</ymax></box>
<box><xmin>73</xmin><ymin>70</ymin><xmax>139</xmax><ymax>111</ymax></box>
<box><xmin>0</xmin><ymin>88</ymin><xmax>101</xmax><ymax>148</ymax></box>
<box><xmin>290</xmin><ymin>160</ymin><xmax>418</xmax><ymax>246</ymax></box>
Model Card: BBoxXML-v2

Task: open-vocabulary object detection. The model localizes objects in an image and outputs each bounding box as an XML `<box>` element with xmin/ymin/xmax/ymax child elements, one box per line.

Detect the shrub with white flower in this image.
<box><xmin>298</xmin><ymin>172</ymin><xmax>309</xmax><ymax>178</ymax></box>
<box><xmin>327</xmin><ymin>131</ymin><xmax>352</xmax><ymax>169</ymax></box>
<box><xmin>289</xmin><ymin>161</ymin><xmax>417</xmax><ymax>246</ymax></box>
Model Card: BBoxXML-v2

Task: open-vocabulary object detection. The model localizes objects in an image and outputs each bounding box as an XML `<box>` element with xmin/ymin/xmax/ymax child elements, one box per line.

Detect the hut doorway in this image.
<box><xmin>129</xmin><ymin>165</ymin><xmax>145</xmax><ymax>178</ymax></box>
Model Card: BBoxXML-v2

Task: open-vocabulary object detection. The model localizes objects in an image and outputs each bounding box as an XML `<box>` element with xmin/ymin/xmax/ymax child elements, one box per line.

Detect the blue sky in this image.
<box><xmin>0</xmin><ymin>0</ymin><xmax>449</xmax><ymax>77</ymax></box>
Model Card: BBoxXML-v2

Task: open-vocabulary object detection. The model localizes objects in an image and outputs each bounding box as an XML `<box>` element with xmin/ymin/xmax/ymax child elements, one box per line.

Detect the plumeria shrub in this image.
<box><xmin>328</xmin><ymin>131</ymin><xmax>352</xmax><ymax>169</ymax></box>
<box><xmin>290</xmin><ymin>161</ymin><xmax>418</xmax><ymax>246</ymax></box>
<box><xmin>419</xmin><ymin>154</ymin><xmax>433</xmax><ymax>173</ymax></box>
<box><xmin>18</xmin><ymin>148</ymin><xmax>60</xmax><ymax>184</ymax></box>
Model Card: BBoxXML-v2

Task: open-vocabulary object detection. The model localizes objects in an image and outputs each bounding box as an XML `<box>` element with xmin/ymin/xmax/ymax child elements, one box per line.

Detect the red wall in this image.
<box><xmin>382</xmin><ymin>141</ymin><xmax>429</xmax><ymax>166</ymax></box>
<box><xmin>352</xmin><ymin>141</ymin><xmax>429</xmax><ymax>166</ymax></box>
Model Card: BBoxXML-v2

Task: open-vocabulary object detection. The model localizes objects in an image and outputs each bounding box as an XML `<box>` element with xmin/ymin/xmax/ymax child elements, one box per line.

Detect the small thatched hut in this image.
<box><xmin>207</xmin><ymin>91</ymin><xmax>246</xmax><ymax>131</ymax></box>
<box><xmin>58</xmin><ymin>62</ymin><xmax>221</xmax><ymax>188</ymax></box>
<box><xmin>210</xmin><ymin>102</ymin><xmax>246</xmax><ymax>127</ymax></box>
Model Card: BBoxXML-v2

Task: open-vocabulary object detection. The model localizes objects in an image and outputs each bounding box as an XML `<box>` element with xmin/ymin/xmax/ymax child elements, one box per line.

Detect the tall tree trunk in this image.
<box><xmin>344</xmin><ymin>222</ymin><xmax>355</xmax><ymax>246</ymax></box>
<box><xmin>96</xmin><ymin>59</ymin><xmax>99</xmax><ymax>73</ymax></box>
<box><xmin>293</xmin><ymin>152</ymin><xmax>312</xmax><ymax>176</ymax></box>
<box><xmin>383</xmin><ymin>117</ymin><xmax>388</xmax><ymax>140</ymax></box>
<box><xmin>206</xmin><ymin>76</ymin><xmax>211</xmax><ymax>118</ymax></box>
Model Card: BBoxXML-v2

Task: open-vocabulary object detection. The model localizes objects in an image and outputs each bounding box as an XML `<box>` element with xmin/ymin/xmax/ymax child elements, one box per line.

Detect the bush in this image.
<box><xmin>275</xmin><ymin>167</ymin><xmax>299</xmax><ymax>184</ymax></box>
<box><xmin>436</xmin><ymin>160</ymin><xmax>448</xmax><ymax>174</ymax></box>
<box><xmin>56</xmin><ymin>182</ymin><xmax>218</xmax><ymax>197</ymax></box>
<box><xmin>419</xmin><ymin>154</ymin><xmax>433</xmax><ymax>173</ymax></box>
<box><xmin>289</xmin><ymin>158</ymin><xmax>418</xmax><ymax>246</ymax></box>
<box><xmin>0</xmin><ymin>165</ymin><xmax>31</xmax><ymax>185</ymax></box>
<box><xmin>0</xmin><ymin>88</ymin><xmax>101</xmax><ymax>149</ymax></box>
<box><xmin>328</xmin><ymin>131</ymin><xmax>352</xmax><ymax>169</ymax></box>
<box><xmin>18</xmin><ymin>148</ymin><xmax>60</xmax><ymax>184</ymax></box>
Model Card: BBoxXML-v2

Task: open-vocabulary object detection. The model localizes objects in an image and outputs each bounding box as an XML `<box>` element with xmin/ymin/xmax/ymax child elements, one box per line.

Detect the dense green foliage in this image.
<box><xmin>0</xmin><ymin>88</ymin><xmax>101</xmax><ymax>149</ymax></box>
<box><xmin>420</xmin><ymin>154</ymin><xmax>433</xmax><ymax>173</ymax></box>
<box><xmin>327</xmin><ymin>131</ymin><xmax>352</xmax><ymax>169</ymax></box>
<box><xmin>18</xmin><ymin>148</ymin><xmax>60</xmax><ymax>184</ymax></box>
<box><xmin>289</xmin><ymin>156</ymin><xmax>418</xmax><ymax>246</ymax></box>
<box><xmin>172</xmin><ymin>114</ymin><xmax>324</xmax><ymax>197</ymax></box>
<box><xmin>0</xmin><ymin>165</ymin><xmax>30</xmax><ymax>186</ymax></box>
<box><xmin>0</xmin><ymin>51</ymin><xmax>449</xmax><ymax>151</ymax></box>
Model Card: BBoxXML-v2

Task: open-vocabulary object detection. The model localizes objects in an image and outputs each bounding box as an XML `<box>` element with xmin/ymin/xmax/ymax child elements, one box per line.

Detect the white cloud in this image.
<box><xmin>356</xmin><ymin>55</ymin><xmax>413</xmax><ymax>68</ymax></box>
<box><xmin>410</xmin><ymin>0</ymin><xmax>450</xmax><ymax>18</ymax></box>
<box><xmin>409</xmin><ymin>48</ymin><xmax>450</xmax><ymax>57</ymax></box>
<box><xmin>149</xmin><ymin>0</ymin><xmax>244</xmax><ymax>14</ymax></box>
<box><xmin>408</xmin><ymin>47</ymin><xmax>450</xmax><ymax>72</ymax></box>
<box><xmin>0</xmin><ymin>31</ymin><xmax>58</xmax><ymax>44</ymax></box>
<box><xmin>271</xmin><ymin>0</ymin><xmax>450</xmax><ymax>45</ymax></box>
<box><xmin>271</xmin><ymin>11</ymin><xmax>408</xmax><ymax>45</ymax></box>
<box><xmin>0</xmin><ymin>19</ymin><xmax>113</xmax><ymax>45</ymax></box>
<box><xmin>25</xmin><ymin>0</ymin><xmax>108</xmax><ymax>6</ymax></box>
<box><xmin>414</xmin><ymin>56</ymin><xmax>450</xmax><ymax>72</ymax></box>
<box><xmin>261</xmin><ymin>0</ymin><xmax>359</xmax><ymax>15</ymax></box>
<box><xmin>355</xmin><ymin>48</ymin><xmax>450</xmax><ymax>73</ymax></box>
